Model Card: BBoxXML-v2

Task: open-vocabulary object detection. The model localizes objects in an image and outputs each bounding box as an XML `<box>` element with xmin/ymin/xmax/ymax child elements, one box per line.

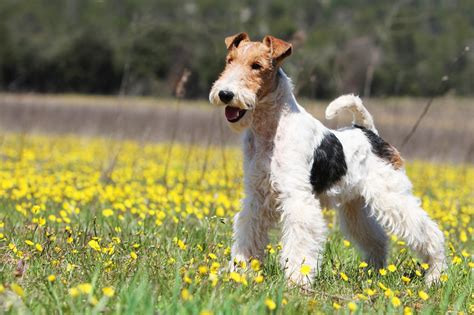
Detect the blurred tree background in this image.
<box><xmin>0</xmin><ymin>0</ymin><xmax>472</xmax><ymax>99</ymax></box>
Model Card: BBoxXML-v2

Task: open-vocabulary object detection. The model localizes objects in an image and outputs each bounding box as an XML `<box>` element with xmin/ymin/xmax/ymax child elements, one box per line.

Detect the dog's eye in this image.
<box><xmin>251</xmin><ymin>63</ymin><xmax>262</xmax><ymax>70</ymax></box>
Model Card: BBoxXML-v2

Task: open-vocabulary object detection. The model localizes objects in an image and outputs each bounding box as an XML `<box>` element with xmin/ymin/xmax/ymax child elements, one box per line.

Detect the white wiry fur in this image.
<box><xmin>326</xmin><ymin>94</ymin><xmax>378</xmax><ymax>134</ymax></box>
<box><xmin>210</xmin><ymin>69</ymin><xmax>446</xmax><ymax>287</ymax></box>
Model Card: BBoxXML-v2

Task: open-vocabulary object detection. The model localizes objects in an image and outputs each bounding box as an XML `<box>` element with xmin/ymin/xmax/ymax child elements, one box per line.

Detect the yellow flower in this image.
<box><xmin>254</xmin><ymin>275</ymin><xmax>264</xmax><ymax>283</ymax></box>
<box><xmin>359</xmin><ymin>261</ymin><xmax>368</xmax><ymax>268</ymax></box>
<box><xmin>77</xmin><ymin>283</ymin><xmax>92</xmax><ymax>294</ymax></box>
<box><xmin>181</xmin><ymin>288</ymin><xmax>192</xmax><ymax>301</ymax></box>
<box><xmin>229</xmin><ymin>272</ymin><xmax>241</xmax><ymax>283</ymax></box>
<box><xmin>11</xmin><ymin>283</ymin><xmax>24</xmax><ymax>297</ymax></box>
<box><xmin>35</xmin><ymin>243</ymin><xmax>43</xmax><ymax>252</ymax></box>
<box><xmin>348</xmin><ymin>302</ymin><xmax>358</xmax><ymax>312</ymax></box>
<box><xmin>401</xmin><ymin>276</ymin><xmax>411</xmax><ymax>283</ymax></box>
<box><xmin>379</xmin><ymin>268</ymin><xmax>387</xmax><ymax>276</ymax></box>
<box><xmin>440</xmin><ymin>274</ymin><xmax>448</xmax><ymax>282</ymax></box>
<box><xmin>208</xmin><ymin>253</ymin><xmax>217</xmax><ymax>260</ymax></box>
<box><xmin>130</xmin><ymin>251</ymin><xmax>138</xmax><ymax>260</ymax></box>
<box><xmin>460</xmin><ymin>231</ymin><xmax>467</xmax><ymax>242</ymax></box>
<box><xmin>88</xmin><ymin>240</ymin><xmax>101</xmax><ymax>251</ymax></box>
<box><xmin>357</xmin><ymin>293</ymin><xmax>368</xmax><ymax>301</ymax></box>
<box><xmin>404</xmin><ymin>307</ymin><xmax>413</xmax><ymax>315</ymax></box>
<box><xmin>343</xmin><ymin>240</ymin><xmax>351</xmax><ymax>247</ymax></box>
<box><xmin>0</xmin><ymin>284</ymin><xmax>5</xmax><ymax>293</ymax></box>
<box><xmin>391</xmin><ymin>296</ymin><xmax>401</xmax><ymax>307</ymax></box>
<box><xmin>250</xmin><ymin>259</ymin><xmax>260</xmax><ymax>271</ymax></box>
<box><xmin>265</xmin><ymin>298</ymin><xmax>276</xmax><ymax>311</ymax></box>
<box><xmin>25</xmin><ymin>240</ymin><xmax>34</xmax><ymax>246</ymax></box>
<box><xmin>340</xmin><ymin>272</ymin><xmax>349</xmax><ymax>281</ymax></box>
<box><xmin>47</xmin><ymin>275</ymin><xmax>56</xmax><ymax>282</ymax></box>
<box><xmin>200</xmin><ymin>310</ymin><xmax>213</xmax><ymax>315</ymax></box>
<box><xmin>69</xmin><ymin>287</ymin><xmax>80</xmax><ymax>297</ymax></box>
<box><xmin>102</xmin><ymin>209</ymin><xmax>114</xmax><ymax>217</ymax></box>
<box><xmin>177</xmin><ymin>240</ymin><xmax>186</xmax><ymax>250</ymax></box>
<box><xmin>300</xmin><ymin>264</ymin><xmax>311</xmax><ymax>276</ymax></box>
<box><xmin>420</xmin><ymin>263</ymin><xmax>429</xmax><ymax>270</ymax></box>
<box><xmin>418</xmin><ymin>290</ymin><xmax>429</xmax><ymax>300</ymax></box>
<box><xmin>365</xmin><ymin>288</ymin><xmax>376</xmax><ymax>296</ymax></box>
<box><xmin>387</xmin><ymin>264</ymin><xmax>397</xmax><ymax>272</ymax></box>
<box><xmin>452</xmin><ymin>256</ymin><xmax>462</xmax><ymax>265</ymax></box>
<box><xmin>198</xmin><ymin>266</ymin><xmax>208</xmax><ymax>275</ymax></box>
<box><xmin>102</xmin><ymin>287</ymin><xmax>115</xmax><ymax>297</ymax></box>
<box><xmin>333</xmin><ymin>302</ymin><xmax>341</xmax><ymax>310</ymax></box>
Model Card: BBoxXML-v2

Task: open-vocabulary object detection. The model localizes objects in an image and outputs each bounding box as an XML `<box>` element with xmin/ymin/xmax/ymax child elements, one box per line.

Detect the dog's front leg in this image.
<box><xmin>230</xmin><ymin>194</ymin><xmax>269</xmax><ymax>270</ymax></box>
<box><xmin>279</xmin><ymin>193</ymin><xmax>327</xmax><ymax>288</ymax></box>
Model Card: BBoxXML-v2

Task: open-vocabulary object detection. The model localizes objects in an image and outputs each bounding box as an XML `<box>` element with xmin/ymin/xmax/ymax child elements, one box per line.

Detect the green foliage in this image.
<box><xmin>0</xmin><ymin>0</ymin><xmax>472</xmax><ymax>97</ymax></box>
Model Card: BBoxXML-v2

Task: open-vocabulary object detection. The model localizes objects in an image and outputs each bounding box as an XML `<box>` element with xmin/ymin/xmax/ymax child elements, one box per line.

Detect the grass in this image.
<box><xmin>0</xmin><ymin>133</ymin><xmax>472</xmax><ymax>314</ymax></box>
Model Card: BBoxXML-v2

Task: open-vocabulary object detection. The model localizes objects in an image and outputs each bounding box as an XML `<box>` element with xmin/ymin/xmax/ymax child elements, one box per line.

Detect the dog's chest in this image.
<box><xmin>246</xmin><ymin>139</ymin><xmax>281</xmax><ymax>215</ymax></box>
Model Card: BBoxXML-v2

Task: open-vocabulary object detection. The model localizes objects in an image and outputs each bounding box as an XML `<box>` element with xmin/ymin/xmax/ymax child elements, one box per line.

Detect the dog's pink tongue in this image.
<box><xmin>225</xmin><ymin>106</ymin><xmax>240</xmax><ymax>121</ymax></box>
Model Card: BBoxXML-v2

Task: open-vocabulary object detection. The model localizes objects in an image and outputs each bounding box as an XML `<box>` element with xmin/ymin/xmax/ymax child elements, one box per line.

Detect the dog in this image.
<box><xmin>209</xmin><ymin>32</ymin><xmax>446</xmax><ymax>287</ymax></box>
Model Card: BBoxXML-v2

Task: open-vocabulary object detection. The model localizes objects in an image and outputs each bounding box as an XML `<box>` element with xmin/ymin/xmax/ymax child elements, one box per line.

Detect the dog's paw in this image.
<box><xmin>424</xmin><ymin>260</ymin><xmax>447</xmax><ymax>286</ymax></box>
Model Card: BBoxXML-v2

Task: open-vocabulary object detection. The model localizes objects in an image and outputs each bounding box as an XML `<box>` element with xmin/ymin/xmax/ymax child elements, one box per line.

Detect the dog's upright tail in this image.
<box><xmin>325</xmin><ymin>94</ymin><xmax>378</xmax><ymax>135</ymax></box>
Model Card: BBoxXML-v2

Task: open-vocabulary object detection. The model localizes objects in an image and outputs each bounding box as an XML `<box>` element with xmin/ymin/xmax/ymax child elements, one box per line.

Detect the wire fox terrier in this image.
<box><xmin>209</xmin><ymin>32</ymin><xmax>446</xmax><ymax>287</ymax></box>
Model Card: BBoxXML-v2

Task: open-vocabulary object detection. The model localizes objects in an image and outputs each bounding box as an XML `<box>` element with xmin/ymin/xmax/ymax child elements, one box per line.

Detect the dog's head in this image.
<box><xmin>209</xmin><ymin>33</ymin><xmax>292</xmax><ymax>132</ymax></box>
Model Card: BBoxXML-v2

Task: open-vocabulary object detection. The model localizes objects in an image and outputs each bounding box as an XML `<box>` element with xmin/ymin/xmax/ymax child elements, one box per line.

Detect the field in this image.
<box><xmin>0</xmin><ymin>132</ymin><xmax>472</xmax><ymax>314</ymax></box>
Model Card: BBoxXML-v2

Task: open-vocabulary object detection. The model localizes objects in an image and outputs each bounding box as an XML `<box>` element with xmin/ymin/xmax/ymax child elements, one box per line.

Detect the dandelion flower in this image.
<box><xmin>418</xmin><ymin>290</ymin><xmax>429</xmax><ymax>300</ymax></box>
<box><xmin>359</xmin><ymin>261</ymin><xmax>368</xmax><ymax>268</ymax></box>
<box><xmin>254</xmin><ymin>275</ymin><xmax>264</xmax><ymax>283</ymax></box>
<box><xmin>340</xmin><ymin>272</ymin><xmax>349</xmax><ymax>281</ymax></box>
<box><xmin>300</xmin><ymin>264</ymin><xmax>311</xmax><ymax>276</ymax></box>
<box><xmin>69</xmin><ymin>287</ymin><xmax>80</xmax><ymax>297</ymax></box>
<box><xmin>379</xmin><ymin>268</ymin><xmax>387</xmax><ymax>276</ymax></box>
<box><xmin>391</xmin><ymin>296</ymin><xmax>401</xmax><ymax>307</ymax></box>
<box><xmin>102</xmin><ymin>209</ymin><xmax>113</xmax><ymax>217</ymax></box>
<box><xmin>348</xmin><ymin>302</ymin><xmax>358</xmax><ymax>312</ymax></box>
<box><xmin>11</xmin><ymin>283</ymin><xmax>24</xmax><ymax>298</ymax></box>
<box><xmin>47</xmin><ymin>275</ymin><xmax>56</xmax><ymax>282</ymax></box>
<box><xmin>102</xmin><ymin>287</ymin><xmax>115</xmax><ymax>297</ymax></box>
<box><xmin>265</xmin><ymin>298</ymin><xmax>276</xmax><ymax>311</ymax></box>
<box><xmin>88</xmin><ymin>240</ymin><xmax>101</xmax><ymax>251</ymax></box>
<box><xmin>250</xmin><ymin>259</ymin><xmax>260</xmax><ymax>271</ymax></box>
<box><xmin>77</xmin><ymin>283</ymin><xmax>92</xmax><ymax>294</ymax></box>
<box><xmin>387</xmin><ymin>264</ymin><xmax>397</xmax><ymax>272</ymax></box>
<box><xmin>333</xmin><ymin>302</ymin><xmax>341</xmax><ymax>310</ymax></box>
<box><xmin>181</xmin><ymin>288</ymin><xmax>192</xmax><ymax>301</ymax></box>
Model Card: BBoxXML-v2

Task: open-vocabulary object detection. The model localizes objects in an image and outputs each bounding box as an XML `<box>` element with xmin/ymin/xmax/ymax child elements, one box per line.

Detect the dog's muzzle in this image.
<box><xmin>225</xmin><ymin>106</ymin><xmax>247</xmax><ymax>123</ymax></box>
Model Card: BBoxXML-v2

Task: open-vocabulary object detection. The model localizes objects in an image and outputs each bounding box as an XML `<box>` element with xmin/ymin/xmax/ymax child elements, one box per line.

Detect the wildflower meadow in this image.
<box><xmin>0</xmin><ymin>133</ymin><xmax>472</xmax><ymax>314</ymax></box>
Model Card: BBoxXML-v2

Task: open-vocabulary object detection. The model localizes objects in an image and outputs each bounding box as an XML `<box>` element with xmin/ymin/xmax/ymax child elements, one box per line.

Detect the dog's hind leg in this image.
<box><xmin>362</xmin><ymin>167</ymin><xmax>447</xmax><ymax>285</ymax></box>
<box><xmin>338</xmin><ymin>197</ymin><xmax>388</xmax><ymax>269</ymax></box>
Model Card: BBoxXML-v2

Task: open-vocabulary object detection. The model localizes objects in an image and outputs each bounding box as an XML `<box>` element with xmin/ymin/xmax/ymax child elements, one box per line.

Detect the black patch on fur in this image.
<box><xmin>354</xmin><ymin>125</ymin><xmax>400</xmax><ymax>165</ymax></box>
<box><xmin>310</xmin><ymin>132</ymin><xmax>347</xmax><ymax>194</ymax></box>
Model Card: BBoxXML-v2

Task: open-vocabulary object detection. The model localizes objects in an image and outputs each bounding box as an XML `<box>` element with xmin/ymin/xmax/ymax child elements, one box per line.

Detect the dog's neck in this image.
<box><xmin>250</xmin><ymin>69</ymin><xmax>298</xmax><ymax>141</ymax></box>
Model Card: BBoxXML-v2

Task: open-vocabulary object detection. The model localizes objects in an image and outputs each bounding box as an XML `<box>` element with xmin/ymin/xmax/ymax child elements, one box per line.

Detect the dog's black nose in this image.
<box><xmin>218</xmin><ymin>90</ymin><xmax>234</xmax><ymax>104</ymax></box>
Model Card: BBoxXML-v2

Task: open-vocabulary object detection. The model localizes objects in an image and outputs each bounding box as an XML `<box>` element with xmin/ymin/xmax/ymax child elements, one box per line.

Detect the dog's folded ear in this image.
<box><xmin>263</xmin><ymin>35</ymin><xmax>292</xmax><ymax>65</ymax></box>
<box><xmin>225</xmin><ymin>32</ymin><xmax>250</xmax><ymax>50</ymax></box>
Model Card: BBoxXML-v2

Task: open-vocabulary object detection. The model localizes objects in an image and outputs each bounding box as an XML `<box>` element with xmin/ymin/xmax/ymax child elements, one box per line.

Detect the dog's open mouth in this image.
<box><xmin>225</xmin><ymin>106</ymin><xmax>247</xmax><ymax>123</ymax></box>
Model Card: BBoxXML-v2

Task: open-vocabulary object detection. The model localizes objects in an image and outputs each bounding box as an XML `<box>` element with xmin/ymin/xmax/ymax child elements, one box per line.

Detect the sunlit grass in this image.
<box><xmin>0</xmin><ymin>133</ymin><xmax>472</xmax><ymax>314</ymax></box>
